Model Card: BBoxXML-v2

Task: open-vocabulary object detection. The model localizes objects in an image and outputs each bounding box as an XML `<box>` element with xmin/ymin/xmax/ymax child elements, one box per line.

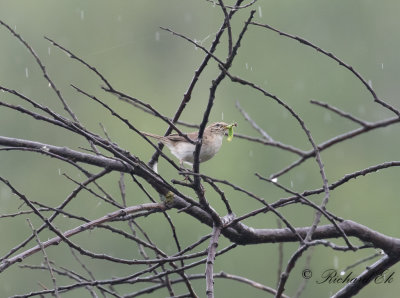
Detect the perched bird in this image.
<box><xmin>142</xmin><ymin>122</ymin><xmax>236</xmax><ymax>166</ymax></box>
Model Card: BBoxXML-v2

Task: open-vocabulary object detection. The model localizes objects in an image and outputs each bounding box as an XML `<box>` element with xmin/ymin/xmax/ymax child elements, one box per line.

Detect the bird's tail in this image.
<box><xmin>141</xmin><ymin>132</ymin><xmax>166</xmax><ymax>142</ymax></box>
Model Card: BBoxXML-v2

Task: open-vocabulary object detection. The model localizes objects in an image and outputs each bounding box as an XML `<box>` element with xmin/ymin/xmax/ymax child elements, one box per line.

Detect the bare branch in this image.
<box><xmin>310</xmin><ymin>99</ymin><xmax>370</xmax><ymax>127</ymax></box>
<box><xmin>236</xmin><ymin>100</ymin><xmax>274</xmax><ymax>141</ymax></box>
<box><xmin>205</xmin><ymin>224</ymin><xmax>222</xmax><ymax>298</ymax></box>
<box><xmin>332</xmin><ymin>254</ymin><xmax>400</xmax><ymax>297</ymax></box>
<box><xmin>26</xmin><ymin>219</ymin><xmax>60</xmax><ymax>298</ymax></box>
<box><xmin>251</xmin><ymin>21</ymin><xmax>400</xmax><ymax>117</ymax></box>
<box><xmin>1</xmin><ymin>4</ymin><xmax>400</xmax><ymax>297</ymax></box>
<box><xmin>0</xmin><ymin>21</ymin><xmax>79</xmax><ymax>122</ymax></box>
<box><xmin>148</xmin><ymin>0</ymin><xmax>247</xmax><ymax>168</ymax></box>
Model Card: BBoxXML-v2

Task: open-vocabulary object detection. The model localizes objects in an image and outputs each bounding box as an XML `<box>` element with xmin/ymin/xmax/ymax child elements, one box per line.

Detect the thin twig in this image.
<box><xmin>26</xmin><ymin>219</ymin><xmax>60</xmax><ymax>298</ymax></box>
<box><xmin>236</xmin><ymin>100</ymin><xmax>274</xmax><ymax>141</ymax></box>
<box><xmin>251</xmin><ymin>21</ymin><xmax>400</xmax><ymax>117</ymax></box>
<box><xmin>310</xmin><ymin>99</ymin><xmax>371</xmax><ymax>127</ymax></box>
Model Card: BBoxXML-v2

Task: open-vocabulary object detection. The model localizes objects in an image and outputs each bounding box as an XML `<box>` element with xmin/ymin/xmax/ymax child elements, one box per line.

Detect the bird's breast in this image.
<box><xmin>168</xmin><ymin>134</ymin><xmax>224</xmax><ymax>164</ymax></box>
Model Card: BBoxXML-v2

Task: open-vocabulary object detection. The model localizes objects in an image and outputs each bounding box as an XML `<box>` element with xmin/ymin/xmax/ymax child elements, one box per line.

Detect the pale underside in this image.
<box><xmin>166</xmin><ymin>134</ymin><xmax>223</xmax><ymax>165</ymax></box>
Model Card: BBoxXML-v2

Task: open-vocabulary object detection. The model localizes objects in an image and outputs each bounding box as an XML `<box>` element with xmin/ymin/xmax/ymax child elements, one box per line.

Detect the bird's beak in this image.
<box><xmin>224</xmin><ymin>122</ymin><xmax>237</xmax><ymax>130</ymax></box>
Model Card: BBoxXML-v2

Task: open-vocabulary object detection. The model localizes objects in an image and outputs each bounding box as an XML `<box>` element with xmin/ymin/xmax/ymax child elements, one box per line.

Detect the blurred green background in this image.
<box><xmin>1</xmin><ymin>0</ymin><xmax>400</xmax><ymax>297</ymax></box>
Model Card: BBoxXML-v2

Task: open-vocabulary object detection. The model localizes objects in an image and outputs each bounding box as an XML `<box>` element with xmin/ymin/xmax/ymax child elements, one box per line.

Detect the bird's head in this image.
<box><xmin>208</xmin><ymin>122</ymin><xmax>237</xmax><ymax>135</ymax></box>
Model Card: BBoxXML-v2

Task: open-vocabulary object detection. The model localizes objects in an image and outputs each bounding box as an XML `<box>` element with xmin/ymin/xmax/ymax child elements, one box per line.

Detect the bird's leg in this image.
<box><xmin>179</xmin><ymin>160</ymin><xmax>191</xmax><ymax>181</ymax></box>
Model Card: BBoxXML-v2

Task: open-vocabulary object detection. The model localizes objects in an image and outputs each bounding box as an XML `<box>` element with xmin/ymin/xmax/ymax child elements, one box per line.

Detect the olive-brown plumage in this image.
<box><xmin>142</xmin><ymin>122</ymin><xmax>232</xmax><ymax>166</ymax></box>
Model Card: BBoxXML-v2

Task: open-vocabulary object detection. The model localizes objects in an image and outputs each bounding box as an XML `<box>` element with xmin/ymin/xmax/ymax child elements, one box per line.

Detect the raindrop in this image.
<box><xmin>184</xmin><ymin>13</ymin><xmax>192</xmax><ymax>23</ymax></box>
<box><xmin>25</xmin><ymin>67</ymin><xmax>29</xmax><ymax>78</ymax></box>
<box><xmin>249</xmin><ymin>150</ymin><xmax>253</xmax><ymax>157</ymax></box>
<box><xmin>290</xmin><ymin>180</ymin><xmax>294</xmax><ymax>188</ymax></box>
<box><xmin>221</xmin><ymin>112</ymin><xmax>224</xmax><ymax>120</ymax></box>
<box><xmin>152</xmin><ymin>163</ymin><xmax>158</xmax><ymax>173</ymax></box>
<box><xmin>340</xmin><ymin>271</ymin><xmax>345</xmax><ymax>276</ymax></box>
<box><xmin>58</xmin><ymin>169</ymin><xmax>61</xmax><ymax>175</ymax></box>
<box><xmin>323</xmin><ymin>112</ymin><xmax>332</xmax><ymax>123</ymax></box>
<box><xmin>250</xmin><ymin>66</ymin><xmax>253</xmax><ymax>71</ymax></box>
<box><xmin>333</xmin><ymin>255</ymin><xmax>338</xmax><ymax>269</ymax></box>
<box><xmin>80</xmin><ymin>10</ymin><xmax>85</xmax><ymax>20</ymax></box>
<box><xmin>258</xmin><ymin>6</ymin><xmax>263</xmax><ymax>18</ymax></box>
<box><xmin>245</xmin><ymin>63</ymin><xmax>249</xmax><ymax>70</ymax></box>
<box><xmin>199</xmin><ymin>34</ymin><xmax>211</xmax><ymax>45</ymax></box>
<box><xmin>41</xmin><ymin>145</ymin><xmax>50</xmax><ymax>152</ymax></box>
<box><xmin>368</xmin><ymin>80</ymin><xmax>373</xmax><ymax>88</ymax></box>
<box><xmin>358</xmin><ymin>105</ymin><xmax>366</xmax><ymax>115</ymax></box>
<box><xmin>48</xmin><ymin>47</ymin><xmax>51</xmax><ymax>56</ymax></box>
<box><xmin>48</xmin><ymin>82</ymin><xmax>51</xmax><ymax>88</ymax></box>
<box><xmin>14</xmin><ymin>25</ymin><xmax>17</xmax><ymax>30</ymax></box>
<box><xmin>1</xmin><ymin>187</ymin><xmax>11</xmax><ymax>200</ymax></box>
<box><xmin>96</xmin><ymin>201</ymin><xmax>102</xmax><ymax>208</ymax></box>
<box><xmin>271</xmin><ymin>177</ymin><xmax>278</xmax><ymax>183</ymax></box>
<box><xmin>155</xmin><ymin>31</ymin><xmax>160</xmax><ymax>41</ymax></box>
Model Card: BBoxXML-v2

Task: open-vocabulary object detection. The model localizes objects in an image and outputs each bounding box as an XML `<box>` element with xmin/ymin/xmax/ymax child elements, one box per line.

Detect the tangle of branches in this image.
<box><xmin>1</xmin><ymin>1</ymin><xmax>399</xmax><ymax>297</ymax></box>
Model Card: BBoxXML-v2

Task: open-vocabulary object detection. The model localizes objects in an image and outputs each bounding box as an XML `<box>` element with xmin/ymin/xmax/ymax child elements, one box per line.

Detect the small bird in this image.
<box><xmin>142</xmin><ymin>122</ymin><xmax>236</xmax><ymax>166</ymax></box>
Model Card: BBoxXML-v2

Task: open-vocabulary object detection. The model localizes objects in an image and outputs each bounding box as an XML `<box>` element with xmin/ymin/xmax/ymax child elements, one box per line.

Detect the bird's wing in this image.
<box><xmin>167</xmin><ymin>132</ymin><xmax>198</xmax><ymax>143</ymax></box>
<box><xmin>141</xmin><ymin>132</ymin><xmax>163</xmax><ymax>140</ymax></box>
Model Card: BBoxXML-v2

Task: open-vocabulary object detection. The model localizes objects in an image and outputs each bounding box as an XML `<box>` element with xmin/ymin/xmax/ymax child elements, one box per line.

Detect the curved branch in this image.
<box><xmin>0</xmin><ymin>136</ymin><xmax>198</xmax><ymax>206</ymax></box>
<box><xmin>251</xmin><ymin>21</ymin><xmax>400</xmax><ymax>117</ymax></box>
<box><xmin>2</xmin><ymin>136</ymin><xmax>399</xmax><ymax>256</ymax></box>
<box><xmin>332</xmin><ymin>254</ymin><xmax>400</xmax><ymax>297</ymax></box>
